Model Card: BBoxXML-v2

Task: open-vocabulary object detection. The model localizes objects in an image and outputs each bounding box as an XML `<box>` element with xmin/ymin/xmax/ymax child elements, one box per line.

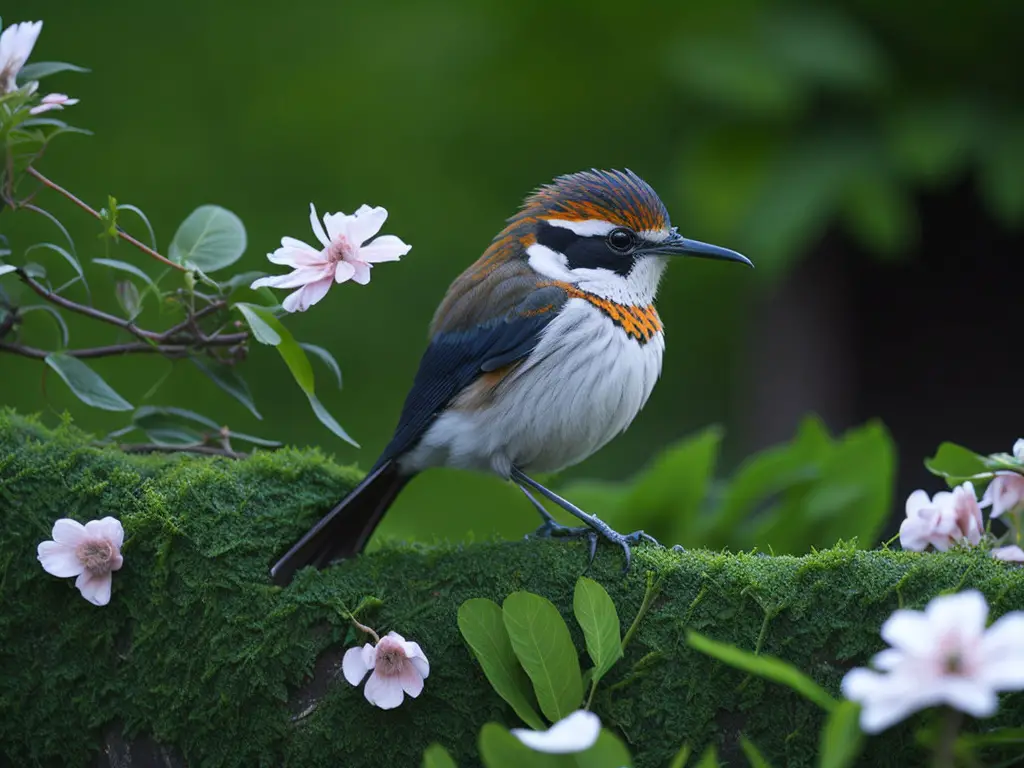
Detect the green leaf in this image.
<box><xmin>669</xmin><ymin>744</ymin><xmax>693</xmax><ymax>768</ymax></box>
<box><xmin>235</xmin><ymin>302</ymin><xmax>282</xmax><ymax>345</ymax></box>
<box><xmin>694</xmin><ymin>746</ymin><xmax>720</xmax><ymax>768</ymax></box>
<box><xmin>93</xmin><ymin>258</ymin><xmax>158</xmax><ymax>291</ymax></box>
<box><xmin>687</xmin><ymin>630</ymin><xmax>837</xmax><ymax>712</ymax></box>
<box><xmin>307</xmin><ymin>392</ymin><xmax>358</xmax><ymax>447</ymax></box>
<box><xmin>17</xmin><ymin>61</ymin><xmax>90</xmax><ymax>84</ymax></box>
<box><xmin>573</xmin><ymin>577</ymin><xmax>622</xmax><ymax>689</ymax></box>
<box><xmin>579</xmin><ymin>730</ymin><xmax>634</xmax><ymax>768</ymax></box>
<box><xmin>226</xmin><ymin>431</ymin><xmax>283</xmax><ymax>448</ymax></box>
<box><xmin>740</xmin><ymin>735</ymin><xmax>772</xmax><ymax>768</ymax></box>
<box><xmin>925</xmin><ymin>442</ymin><xmax>993</xmax><ymax>485</ymax></box>
<box><xmin>818</xmin><ymin>700</ymin><xmax>864</xmax><ymax>768</ymax></box>
<box><xmin>25</xmin><ymin>241</ymin><xmax>84</xmax><ymax>283</ymax></box>
<box><xmin>116</xmin><ymin>204</ymin><xmax>159</xmax><ymax>251</ymax></box>
<box><xmin>190</xmin><ymin>357</ymin><xmax>262</xmax><ymax>419</ymax></box>
<box><xmin>20</xmin><ymin>305</ymin><xmax>69</xmax><ymax>347</ymax></box>
<box><xmin>115</xmin><ymin>280</ymin><xmax>142</xmax><ymax>320</ymax></box>
<box><xmin>458</xmin><ymin>599</ymin><xmax>546</xmax><ymax>730</ymax></box>
<box><xmin>0</xmin><ymin>264</ymin><xmax>16</xmax><ymax>278</ymax></box>
<box><xmin>478</xmin><ymin>723</ymin><xmax>563</xmax><ymax>768</ymax></box>
<box><xmin>45</xmin><ymin>353</ymin><xmax>133</xmax><ymax>411</ymax></box>
<box><xmin>301</xmin><ymin>342</ymin><xmax>343</xmax><ymax>389</ymax></box>
<box><xmin>222</xmin><ymin>271</ymin><xmax>268</xmax><ymax>294</ymax></box>
<box><xmin>502</xmin><ymin>591</ymin><xmax>583</xmax><ymax>723</ymax></box>
<box><xmin>422</xmin><ymin>743</ymin><xmax>458</xmax><ymax>768</ymax></box>
<box><xmin>168</xmin><ymin>204</ymin><xmax>247</xmax><ymax>272</ymax></box>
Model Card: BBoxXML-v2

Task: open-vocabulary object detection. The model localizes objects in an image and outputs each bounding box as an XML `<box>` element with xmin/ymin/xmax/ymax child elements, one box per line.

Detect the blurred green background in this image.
<box><xmin>2</xmin><ymin>0</ymin><xmax>1023</xmax><ymax>551</ymax></box>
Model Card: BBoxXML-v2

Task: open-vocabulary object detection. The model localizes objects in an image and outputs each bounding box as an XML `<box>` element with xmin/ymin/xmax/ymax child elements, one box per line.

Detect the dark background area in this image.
<box><xmin>2</xmin><ymin>0</ymin><xmax>1022</xmax><ymax>547</ymax></box>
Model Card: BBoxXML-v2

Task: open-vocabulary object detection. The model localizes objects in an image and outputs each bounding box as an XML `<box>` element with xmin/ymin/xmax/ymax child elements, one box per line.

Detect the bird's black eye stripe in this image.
<box><xmin>607</xmin><ymin>227</ymin><xmax>636</xmax><ymax>253</ymax></box>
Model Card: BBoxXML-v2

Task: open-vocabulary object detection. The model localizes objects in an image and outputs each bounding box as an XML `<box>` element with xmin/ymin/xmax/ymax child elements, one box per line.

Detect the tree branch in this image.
<box><xmin>25</xmin><ymin>166</ymin><xmax>186</xmax><ymax>272</ymax></box>
<box><xmin>0</xmin><ymin>334</ymin><xmax>248</xmax><ymax>361</ymax></box>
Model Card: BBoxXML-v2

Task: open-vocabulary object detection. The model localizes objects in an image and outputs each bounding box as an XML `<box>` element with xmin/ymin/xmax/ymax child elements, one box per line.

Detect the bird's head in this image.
<box><xmin>501</xmin><ymin>168</ymin><xmax>752</xmax><ymax>304</ymax></box>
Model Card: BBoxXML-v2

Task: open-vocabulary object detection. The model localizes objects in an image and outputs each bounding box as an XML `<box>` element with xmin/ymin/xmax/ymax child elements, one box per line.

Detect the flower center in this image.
<box><xmin>76</xmin><ymin>538</ymin><xmax>115</xmax><ymax>574</ymax></box>
<box><xmin>326</xmin><ymin>235</ymin><xmax>353</xmax><ymax>265</ymax></box>
<box><xmin>374</xmin><ymin>638</ymin><xmax>407</xmax><ymax>677</ymax></box>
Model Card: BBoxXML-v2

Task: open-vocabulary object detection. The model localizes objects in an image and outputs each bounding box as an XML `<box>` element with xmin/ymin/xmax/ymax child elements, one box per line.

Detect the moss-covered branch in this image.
<box><xmin>1</xmin><ymin>411</ymin><xmax>1022</xmax><ymax>767</ymax></box>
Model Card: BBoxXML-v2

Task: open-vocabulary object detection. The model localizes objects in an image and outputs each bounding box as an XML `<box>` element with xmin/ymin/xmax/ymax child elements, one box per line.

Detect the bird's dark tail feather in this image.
<box><xmin>269</xmin><ymin>459</ymin><xmax>412</xmax><ymax>586</ymax></box>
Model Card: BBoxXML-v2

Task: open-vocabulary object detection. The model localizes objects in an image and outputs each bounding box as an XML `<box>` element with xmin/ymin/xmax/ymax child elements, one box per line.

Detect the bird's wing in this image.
<box><xmin>376</xmin><ymin>278</ymin><xmax>568</xmax><ymax>465</ymax></box>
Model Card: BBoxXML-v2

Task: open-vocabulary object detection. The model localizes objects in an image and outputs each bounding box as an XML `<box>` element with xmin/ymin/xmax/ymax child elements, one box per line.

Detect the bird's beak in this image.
<box><xmin>648</xmin><ymin>231</ymin><xmax>753</xmax><ymax>267</ymax></box>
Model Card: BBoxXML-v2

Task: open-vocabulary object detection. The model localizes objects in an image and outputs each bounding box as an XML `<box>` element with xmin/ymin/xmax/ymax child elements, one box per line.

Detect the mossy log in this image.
<box><xmin>1</xmin><ymin>410</ymin><xmax>1023</xmax><ymax>768</ymax></box>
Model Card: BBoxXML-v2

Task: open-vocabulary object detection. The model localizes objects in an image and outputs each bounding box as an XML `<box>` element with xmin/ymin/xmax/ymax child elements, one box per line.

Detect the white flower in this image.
<box><xmin>252</xmin><ymin>203</ymin><xmax>411</xmax><ymax>313</ymax></box>
<box><xmin>36</xmin><ymin>517</ymin><xmax>125</xmax><ymax>606</ymax></box>
<box><xmin>0</xmin><ymin>20</ymin><xmax>42</xmax><ymax>94</ymax></box>
<box><xmin>342</xmin><ymin>630</ymin><xmax>429</xmax><ymax>709</ymax></box>
<box><xmin>899</xmin><ymin>482</ymin><xmax>983</xmax><ymax>552</ymax></box>
<box><xmin>841</xmin><ymin>590</ymin><xmax>1024</xmax><ymax>733</ymax></box>
<box><xmin>981</xmin><ymin>472</ymin><xmax>1024</xmax><ymax>519</ymax></box>
<box><xmin>992</xmin><ymin>545</ymin><xmax>1024</xmax><ymax>563</ymax></box>
<box><xmin>1014</xmin><ymin>439</ymin><xmax>1024</xmax><ymax>461</ymax></box>
<box><xmin>29</xmin><ymin>92</ymin><xmax>78</xmax><ymax>115</ymax></box>
<box><xmin>511</xmin><ymin>710</ymin><xmax>602</xmax><ymax>754</ymax></box>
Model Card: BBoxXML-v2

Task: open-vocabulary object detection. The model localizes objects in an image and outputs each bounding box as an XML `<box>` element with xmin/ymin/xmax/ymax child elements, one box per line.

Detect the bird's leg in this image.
<box><xmin>517</xmin><ymin>484</ymin><xmax>598</xmax><ymax>562</ymax></box>
<box><xmin>511</xmin><ymin>467</ymin><xmax>659</xmax><ymax>571</ymax></box>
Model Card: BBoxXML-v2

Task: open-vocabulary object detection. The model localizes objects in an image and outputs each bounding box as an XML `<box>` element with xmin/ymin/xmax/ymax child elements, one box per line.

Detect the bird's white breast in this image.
<box><xmin>400</xmin><ymin>299</ymin><xmax>665</xmax><ymax>477</ymax></box>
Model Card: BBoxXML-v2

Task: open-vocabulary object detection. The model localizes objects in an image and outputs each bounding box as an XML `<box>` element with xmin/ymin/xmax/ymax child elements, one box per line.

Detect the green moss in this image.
<box><xmin>2</xmin><ymin>410</ymin><xmax>1023</xmax><ymax>767</ymax></box>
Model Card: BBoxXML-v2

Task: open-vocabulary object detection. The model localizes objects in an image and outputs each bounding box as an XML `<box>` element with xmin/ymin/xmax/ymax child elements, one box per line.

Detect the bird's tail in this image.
<box><xmin>269</xmin><ymin>459</ymin><xmax>412</xmax><ymax>586</ymax></box>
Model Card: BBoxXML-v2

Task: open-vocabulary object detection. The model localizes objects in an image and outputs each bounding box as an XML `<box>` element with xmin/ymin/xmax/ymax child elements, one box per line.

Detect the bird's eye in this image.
<box><xmin>607</xmin><ymin>228</ymin><xmax>636</xmax><ymax>253</ymax></box>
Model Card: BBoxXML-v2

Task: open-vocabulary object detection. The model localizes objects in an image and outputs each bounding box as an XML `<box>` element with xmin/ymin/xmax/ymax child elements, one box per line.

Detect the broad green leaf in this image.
<box><xmin>578</xmin><ymin>730</ymin><xmax>634</xmax><ymax>768</ymax></box>
<box><xmin>573</xmin><ymin>577</ymin><xmax>622</xmax><ymax>686</ymax></box>
<box><xmin>45</xmin><ymin>353</ymin><xmax>132</xmax><ymax>411</ymax></box>
<box><xmin>235</xmin><ymin>302</ymin><xmax>282</xmax><ymax>346</ymax></box>
<box><xmin>93</xmin><ymin>258</ymin><xmax>158</xmax><ymax>291</ymax></box>
<box><xmin>222</xmin><ymin>270</ymin><xmax>268</xmax><ymax>294</ymax></box>
<box><xmin>21</xmin><ymin>263</ymin><xmax>46</xmax><ymax>279</ymax></box>
<box><xmin>458</xmin><ymin>599</ymin><xmax>545</xmax><ymax>731</ymax></box>
<box><xmin>301</xmin><ymin>342</ymin><xmax>343</xmax><ymax>389</ymax></box>
<box><xmin>190</xmin><ymin>357</ymin><xmax>262</xmax><ymax>419</ymax></box>
<box><xmin>0</xmin><ymin>264</ymin><xmax>16</xmax><ymax>278</ymax></box>
<box><xmin>115</xmin><ymin>281</ymin><xmax>142</xmax><ymax>320</ymax></box>
<box><xmin>307</xmin><ymin>392</ymin><xmax>358</xmax><ymax>447</ymax></box>
<box><xmin>740</xmin><ymin>735</ymin><xmax>772</xmax><ymax>768</ymax></box>
<box><xmin>502</xmin><ymin>591</ymin><xmax>583</xmax><ymax>723</ymax></box>
<box><xmin>169</xmin><ymin>204</ymin><xmax>247</xmax><ymax>272</ymax></box>
<box><xmin>925</xmin><ymin>442</ymin><xmax>992</xmax><ymax>486</ymax></box>
<box><xmin>422</xmin><ymin>743</ymin><xmax>457</xmax><ymax>768</ymax></box>
<box><xmin>17</xmin><ymin>61</ymin><xmax>89</xmax><ymax>83</ymax></box>
<box><xmin>669</xmin><ymin>744</ymin><xmax>693</xmax><ymax>768</ymax></box>
<box><xmin>687</xmin><ymin>631</ymin><xmax>836</xmax><ymax>712</ymax></box>
<box><xmin>818</xmin><ymin>701</ymin><xmax>863</xmax><ymax>768</ymax></box>
<box><xmin>694</xmin><ymin>746</ymin><xmax>720</xmax><ymax>768</ymax></box>
<box><xmin>478</xmin><ymin>723</ymin><xmax>563</xmax><ymax>768</ymax></box>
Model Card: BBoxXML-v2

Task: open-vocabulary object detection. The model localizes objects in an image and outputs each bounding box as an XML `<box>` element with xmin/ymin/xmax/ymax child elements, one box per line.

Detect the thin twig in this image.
<box><xmin>115</xmin><ymin>443</ymin><xmax>247</xmax><ymax>459</ymax></box>
<box><xmin>161</xmin><ymin>301</ymin><xmax>227</xmax><ymax>340</ymax></box>
<box><xmin>0</xmin><ymin>335</ymin><xmax>248</xmax><ymax>360</ymax></box>
<box><xmin>25</xmin><ymin>166</ymin><xmax>186</xmax><ymax>272</ymax></box>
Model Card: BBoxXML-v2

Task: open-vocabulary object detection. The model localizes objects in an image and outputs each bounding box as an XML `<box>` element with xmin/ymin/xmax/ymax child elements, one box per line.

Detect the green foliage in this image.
<box><xmin>422</xmin><ymin>743</ymin><xmax>458</xmax><ymax>768</ymax></box>
<box><xmin>926</xmin><ymin>442</ymin><xmax>1024</xmax><ymax>489</ymax></box>
<box><xmin>739</xmin><ymin>736</ymin><xmax>772</xmax><ymax>768</ymax></box>
<box><xmin>477</xmin><ymin>722</ymin><xmax>633</xmax><ymax>768</ymax></box>
<box><xmin>168</xmin><ymin>204</ymin><xmax>247</xmax><ymax>273</ymax></box>
<box><xmin>561</xmin><ymin>416</ymin><xmax>895</xmax><ymax>554</ymax></box>
<box><xmin>818</xmin><ymin>701</ymin><xmax>864</xmax><ymax>768</ymax></box>
<box><xmin>44</xmin><ymin>352</ymin><xmax>133</xmax><ymax>411</ymax></box>
<box><xmin>502</xmin><ymin>591</ymin><xmax>584</xmax><ymax>722</ymax></box>
<box><xmin>573</xmin><ymin>576</ymin><xmax>623</xmax><ymax>702</ymax></box>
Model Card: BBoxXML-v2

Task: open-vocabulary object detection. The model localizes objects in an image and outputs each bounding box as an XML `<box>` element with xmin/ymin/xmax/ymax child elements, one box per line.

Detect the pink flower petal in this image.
<box><xmin>267</xmin><ymin>240</ymin><xmax>323</xmax><ymax>267</ymax></box>
<box><xmin>51</xmin><ymin>518</ymin><xmax>88</xmax><ymax>547</ymax></box>
<box><xmin>398</xmin><ymin>665</ymin><xmax>424</xmax><ymax>698</ymax></box>
<box><xmin>347</xmin><ymin>206</ymin><xmax>388</xmax><ymax>246</ymax></box>
<box><xmin>333</xmin><ymin>260</ymin><xmax>357</xmax><ymax>284</ymax></box>
<box><xmin>342</xmin><ymin>645</ymin><xmax>372</xmax><ymax>686</ymax></box>
<box><xmin>348</xmin><ymin>261</ymin><xmax>372</xmax><ymax>285</ymax></box>
<box><xmin>308</xmin><ymin>203</ymin><xmax>330</xmax><ymax>248</ymax></box>
<box><xmin>362</xmin><ymin>670</ymin><xmax>405</xmax><ymax>709</ymax></box>
<box><xmin>359</xmin><ymin>235</ymin><xmax>411</xmax><ymax>264</ymax></box>
<box><xmin>75</xmin><ymin>570</ymin><xmax>112</xmax><ymax>606</ymax></box>
<box><xmin>86</xmin><ymin>517</ymin><xmax>124</xmax><ymax>549</ymax></box>
<box><xmin>992</xmin><ymin>545</ymin><xmax>1024</xmax><ymax>563</ymax></box>
<box><xmin>37</xmin><ymin>541</ymin><xmax>84</xmax><ymax>578</ymax></box>
<box><xmin>402</xmin><ymin>640</ymin><xmax>430</xmax><ymax>679</ymax></box>
<box><xmin>282</xmin><ymin>276</ymin><xmax>333</xmax><ymax>312</ymax></box>
<box><xmin>511</xmin><ymin>710</ymin><xmax>601</xmax><ymax>754</ymax></box>
<box><xmin>252</xmin><ymin>265</ymin><xmax>331</xmax><ymax>291</ymax></box>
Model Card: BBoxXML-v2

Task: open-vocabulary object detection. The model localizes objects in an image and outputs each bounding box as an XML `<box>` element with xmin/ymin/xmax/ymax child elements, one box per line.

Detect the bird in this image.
<box><xmin>269</xmin><ymin>168</ymin><xmax>751</xmax><ymax>585</ymax></box>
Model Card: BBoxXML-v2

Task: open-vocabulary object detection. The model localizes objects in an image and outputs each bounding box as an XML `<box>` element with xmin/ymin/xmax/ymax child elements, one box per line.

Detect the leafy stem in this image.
<box><xmin>621</xmin><ymin>570</ymin><xmax>664</xmax><ymax>655</ymax></box>
<box><xmin>25</xmin><ymin>166</ymin><xmax>186</xmax><ymax>272</ymax></box>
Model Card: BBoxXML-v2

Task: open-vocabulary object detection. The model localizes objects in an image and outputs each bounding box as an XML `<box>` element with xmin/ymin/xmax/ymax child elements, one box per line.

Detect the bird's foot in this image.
<box><xmin>528</xmin><ymin>520</ymin><xmax>601</xmax><ymax>563</ymax></box>
<box><xmin>595</xmin><ymin>526</ymin><xmax>661</xmax><ymax>572</ymax></box>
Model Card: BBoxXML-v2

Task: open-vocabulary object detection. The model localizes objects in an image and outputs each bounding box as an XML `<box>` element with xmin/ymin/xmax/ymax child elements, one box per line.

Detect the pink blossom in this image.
<box><xmin>992</xmin><ymin>545</ymin><xmax>1024</xmax><ymax>563</ymax></box>
<box><xmin>511</xmin><ymin>710</ymin><xmax>602</xmax><ymax>754</ymax></box>
<box><xmin>842</xmin><ymin>590</ymin><xmax>1024</xmax><ymax>733</ymax></box>
<box><xmin>252</xmin><ymin>203</ymin><xmax>411</xmax><ymax>312</ymax></box>
<box><xmin>0</xmin><ymin>20</ymin><xmax>42</xmax><ymax>94</ymax></box>
<box><xmin>342</xmin><ymin>630</ymin><xmax>429</xmax><ymax>709</ymax></box>
<box><xmin>36</xmin><ymin>517</ymin><xmax>124</xmax><ymax>606</ymax></box>
<box><xmin>29</xmin><ymin>92</ymin><xmax>79</xmax><ymax>115</ymax></box>
<box><xmin>899</xmin><ymin>482</ymin><xmax>983</xmax><ymax>552</ymax></box>
<box><xmin>980</xmin><ymin>472</ymin><xmax>1024</xmax><ymax>519</ymax></box>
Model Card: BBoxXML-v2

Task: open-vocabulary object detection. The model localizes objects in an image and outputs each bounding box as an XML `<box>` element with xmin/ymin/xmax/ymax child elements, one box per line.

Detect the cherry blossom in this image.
<box><xmin>899</xmin><ymin>482</ymin><xmax>983</xmax><ymax>552</ymax></box>
<box><xmin>37</xmin><ymin>517</ymin><xmax>124</xmax><ymax>606</ymax></box>
<box><xmin>342</xmin><ymin>630</ymin><xmax>429</xmax><ymax>709</ymax></box>
<box><xmin>29</xmin><ymin>92</ymin><xmax>78</xmax><ymax>115</ymax></box>
<box><xmin>0</xmin><ymin>20</ymin><xmax>42</xmax><ymax>94</ymax></box>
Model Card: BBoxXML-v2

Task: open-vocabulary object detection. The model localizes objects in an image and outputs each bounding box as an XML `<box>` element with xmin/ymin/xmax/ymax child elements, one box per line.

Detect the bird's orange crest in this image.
<box><xmin>523</xmin><ymin>168</ymin><xmax>669</xmax><ymax>233</ymax></box>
